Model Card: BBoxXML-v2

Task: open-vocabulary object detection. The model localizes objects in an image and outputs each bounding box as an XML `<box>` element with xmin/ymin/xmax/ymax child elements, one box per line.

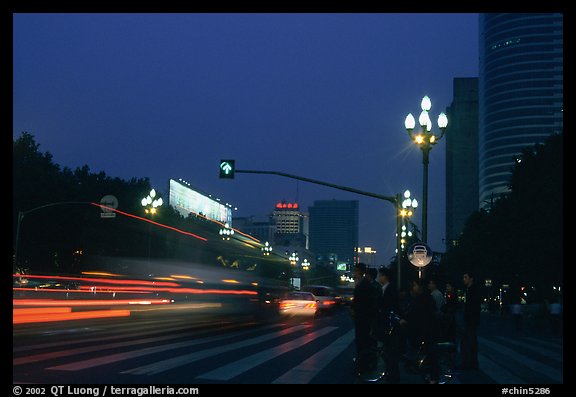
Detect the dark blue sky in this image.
<box><xmin>13</xmin><ymin>13</ymin><xmax>479</xmax><ymax>264</ymax></box>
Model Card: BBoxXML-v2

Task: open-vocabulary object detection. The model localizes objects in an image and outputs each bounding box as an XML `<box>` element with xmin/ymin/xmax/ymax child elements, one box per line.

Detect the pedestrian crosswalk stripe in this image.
<box><xmin>121</xmin><ymin>324</ymin><xmax>311</xmax><ymax>376</ymax></box>
<box><xmin>197</xmin><ymin>326</ymin><xmax>338</xmax><ymax>381</ymax></box>
<box><xmin>272</xmin><ymin>329</ymin><xmax>354</xmax><ymax>384</ymax></box>
<box><xmin>493</xmin><ymin>336</ymin><xmax>562</xmax><ymax>363</ymax></box>
<box><xmin>46</xmin><ymin>324</ymin><xmax>281</xmax><ymax>372</ymax></box>
<box><xmin>479</xmin><ymin>337</ymin><xmax>562</xmax><ymax>382</ymax></box>
<box><xmin>14</xmin><ymin>320</ymin><xmax>217</xmax><ymax>353</ymax></box>
<box><xmin>15</xmin><ymin>323</ymin><xmax>251</xmax><ymax>366</ymax></box>
<box><xmin>478</xmin><ymin>352</ymin><xmax>525</xmax><ymax>384</ymax></box>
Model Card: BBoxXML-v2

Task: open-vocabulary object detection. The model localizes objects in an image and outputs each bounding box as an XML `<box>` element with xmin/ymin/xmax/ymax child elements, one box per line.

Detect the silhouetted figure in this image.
<box><xmin>374</xmin><ymin>266</ymin><xmax>401</xmax><ymax>382</ymax></box>
<box><xmin>440</xmin><ymin>281</ymin><xmax>459</xmax><ymax>368</ymax></box>
<box><xmin>352</xmin><ymin>262</ymin><xmax>379</xmax><ymax>373</ymax></box>
<box><xmin>441</xmin><ymin>281</ymin><xmax>459</xmax><ymax>343</ymax></box>
<box><xmin>397</xmin><ymin>287</ymin><xmax>412</xmax><ymax>357</ymax></box>
<box><xmin>428</xmin><ymin>278</ymin><xmax>445</xmax><ymax>314</ymax></box>
<box><xmin>366</xmin><ymin>267</ymin><xmax>383</xmax><ymax>313</ymax></box>
<box><xmin>400</xmin><ymin>279</ymin><xmax>440</xmax><ymax>384</ymax></box>
<box><xmin>460</xmin><ymin>271</ymin><xmax>481</xmax><ymax>370</ymax></box>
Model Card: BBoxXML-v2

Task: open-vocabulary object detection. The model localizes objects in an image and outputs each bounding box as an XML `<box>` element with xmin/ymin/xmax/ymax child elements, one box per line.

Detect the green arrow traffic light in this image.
<box><xmin>219</xmin><ymin>160</ymin><xmax>235</xmax><ymax>179</ymax></box>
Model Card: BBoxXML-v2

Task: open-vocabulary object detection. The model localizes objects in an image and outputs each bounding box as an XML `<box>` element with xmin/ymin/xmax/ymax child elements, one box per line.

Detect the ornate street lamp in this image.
<box><xmin>405</xmin><ymin>96</ymin><xmax>448</xmax><ymax>243</ymax></box>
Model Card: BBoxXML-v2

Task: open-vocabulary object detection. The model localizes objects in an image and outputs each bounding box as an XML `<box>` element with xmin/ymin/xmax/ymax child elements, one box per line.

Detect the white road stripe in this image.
<box><xmin>121</xmin><ymin>324</ymin><xmax>310</xmax><ymax>376</ymax></box>
<box><xmin>197</xmin><ymin>326</ymin><xmax>338</xmax><ymax>381</ymax></box>
<box><xmin>14</xmin><ymin>323</ymin><xmax>201</xmax><ymax>354</ymax></box>
<box><xmin>46</xmin><ymin>324</ymin><xmax>279</xmax><ymax>372</ymax></box>
<box><xmin>493</xmin><ymin>336</ymin><xmax>563</xmax><ymax>362</ymax></box>
<box><xmin>15</xmin><ymin>323</ymin><xmax>254</xmax><ymax>366</ymax></box>
<box><xmin>478</xmin><ymin>352</ymin><xmax>525</xmax><ymax>384</ymax></box>
<box><xmin>479</xmin><ymin>337</ymin><xmax>562</xmax><ymax>382</ymax></box>
<box><xmin>272</xmin><ymin>329</ymin><xmax>354</xmax><ymax>384</ymax></box>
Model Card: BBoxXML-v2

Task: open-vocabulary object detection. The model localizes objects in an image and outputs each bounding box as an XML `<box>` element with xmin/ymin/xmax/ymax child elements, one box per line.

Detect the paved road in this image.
<box><xmin>13</xmin><ymin>309</ymin><xmax>562</xmax><ymax>384</ymax></box>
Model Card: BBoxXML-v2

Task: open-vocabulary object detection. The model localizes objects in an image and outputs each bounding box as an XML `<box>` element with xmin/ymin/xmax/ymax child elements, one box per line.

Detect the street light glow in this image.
<box><xmin>404</xmin><ymin>190</ymin><xmax>411</xmax><ymax>198</ymax></box>
<box><xmin>438</xmin><ymin>112</ymin><xmax>448</xmax><ymax>128</ymax></box>
<box><xmin>421</xmin><ymin>95</ymin><xmax>432</xmax><ymax>111</ymax></box>
<box><xmin>419</xmin><ymin>110</ymin><xmax>429</xmax><ymax>127</ymax></box>
<box><xmin>403</xmin><ymin>95</ymin><xmax>447</xmax><ymax>245</ymax></box>
<box><xmin>150</xmin><ymin>189</ymin><xmax>156</xmax><ymax>198</ymax></box>
<box><xmin>405</xmin><ymin>113</ymin><xmax>416</xmax><ymax>130</ymax></box>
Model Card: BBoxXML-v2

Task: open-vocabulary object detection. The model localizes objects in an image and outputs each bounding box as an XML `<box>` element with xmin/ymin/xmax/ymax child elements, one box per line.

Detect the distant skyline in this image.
<box><xmin>13</xmin><ymin>13</ymin><xmax>479</xmax><ymax>264</ymax></box>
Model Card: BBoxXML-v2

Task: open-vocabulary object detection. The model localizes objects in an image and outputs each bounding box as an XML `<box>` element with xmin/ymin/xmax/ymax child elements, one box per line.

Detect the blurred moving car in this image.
<box><xmin>338</xmin><ymin>289</ymin><xmax>354</xmax><ymax>306</ymax></box>
<box><xmin>279</xmin><ymin>291</ymin><xmax>318</xmax><ymax>317</ymax></box>
<box><xmin>302</xmin><ymin>285</ymin><xmax>338</xmax><ymax>313</ymax></box>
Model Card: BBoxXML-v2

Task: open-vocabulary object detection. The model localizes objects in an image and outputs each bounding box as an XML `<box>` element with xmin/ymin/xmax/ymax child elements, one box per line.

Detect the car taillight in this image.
<box><xmin>324</xmin><ymin>300</ymin><xmax>336</xmax><ymax>305</ymax></box>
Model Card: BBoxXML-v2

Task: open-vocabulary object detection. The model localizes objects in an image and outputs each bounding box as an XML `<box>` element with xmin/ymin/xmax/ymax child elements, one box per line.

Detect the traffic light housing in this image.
<box><xmin>219</xmin><ymin>160</ymin><xmax>235</xmax><ymax>179</ymax></box>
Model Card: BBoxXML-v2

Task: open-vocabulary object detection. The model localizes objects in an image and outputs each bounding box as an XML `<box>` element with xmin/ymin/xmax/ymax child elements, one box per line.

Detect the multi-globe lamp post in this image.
<box><xmin>261</xmin><ymin>241</ymin><xmax>272</xmax><ymax>255</ymax></box>
<box><xmin>404</xmin><ymin>95</ymin><xmax>448</xmax><ymax>243</ymax></box>
<box><xmin>400</xmin><ymin>189</ymin><xmax>418</xmax><ymax>251</ymax></box>
<box><xmin>289</xmin><ymin>251</ymin><xmax>299</xmax><ymax>266</ymax></box>
<box><xmin>219</xmin><ymin>223</ymin><xmax>235</xmax><ymax>241</ymax></box>
<box><xmin>289</xmin><ymin>251</ymin><xmax>299</xmax><ymax>289</ymax></box>
<box><xmin>140</xmin><ymin>189</ymin><xmax>163</xmax><ymax>267</ymax></box>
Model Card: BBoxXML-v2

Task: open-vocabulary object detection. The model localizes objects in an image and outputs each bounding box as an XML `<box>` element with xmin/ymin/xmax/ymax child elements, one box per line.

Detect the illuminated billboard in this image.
<box><xmin>169</xmin><ymin>179</ymin><xmax>232</xmax><ymax>225</ymax></box>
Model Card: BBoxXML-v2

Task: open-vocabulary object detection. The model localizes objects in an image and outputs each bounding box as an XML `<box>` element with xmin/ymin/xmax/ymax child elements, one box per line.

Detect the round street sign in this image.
<box><xmin>407</xmin><ymin>242</ymin><xmax>433</xmax><ymax>268</ymax></box>
<box><xmin>100</xmin><ymin>195</ymin><xmax>118</xmax><ymax>218</ymax></box>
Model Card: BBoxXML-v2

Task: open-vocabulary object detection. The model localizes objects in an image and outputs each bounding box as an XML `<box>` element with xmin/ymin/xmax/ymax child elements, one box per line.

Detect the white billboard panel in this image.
<box><xmin>169</xmin><ymin>179</ymin><xmax>232</xmax><ymax>225</ymax></box>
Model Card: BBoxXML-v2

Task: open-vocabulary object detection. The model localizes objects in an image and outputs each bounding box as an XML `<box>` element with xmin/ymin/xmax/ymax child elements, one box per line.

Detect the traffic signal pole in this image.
<box><xmin>236</xmin><ymin>169</ymin><xmax>396</xmax><ymax>203</ymax></box>
<box><xmin>232</xmin><ymin>168</ymin><xmax>404</xmax><ymax>289</ymax></box>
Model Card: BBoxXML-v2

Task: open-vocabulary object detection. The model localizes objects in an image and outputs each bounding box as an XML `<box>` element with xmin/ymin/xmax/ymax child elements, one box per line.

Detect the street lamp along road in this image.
<box><xmin>261</xmin><ymin>241</ymin><xmax>272</xmax><ymax>255</ymax></box>
<box><xmin>399</xmin><ymin>189</ymin><xmax>418</xmax><ymax>251</ymax></box>
<box><xmin>219</xmin><ymin>223</ymin><xmax>235</xmax><ymax>241</ymax></box>
<box><xmin>141</xmin><ymin>189</ymin><xmax>163</xmax><ymax>215</ymax></box>
<box><xmin>404</xmin><ymin>96</ymin><xmax>448</xmax><ymax>243</ymax></box>
<box><xmin>140</xmin><ymin>189</ymin><xmax>163</xmax><ymax>266</ymax></box>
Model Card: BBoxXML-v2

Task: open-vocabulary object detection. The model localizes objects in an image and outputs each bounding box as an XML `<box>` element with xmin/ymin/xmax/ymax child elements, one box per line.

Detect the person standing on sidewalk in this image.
<box><xmin>374</xmin><ymin>266</ymin><xmax>401</xmax><ymax>383</ymax></box>
<box><xmin>429</xmin><ymin>277</ymin><xmax>445</xmax><ymax>314</ymax></box>
<box><xmin>399</xmin><ymin>279</ymin><xmax>440</xmax><ymax>384</ymax></box>
<box><xmin>460</xmin><ymin>271</ymin><xmax>481</xmax><ymax>370</ymax></box>
<box><xmin>352</xmin><ymin>263</ymin><xmax>379</xmax><ymax>373</ymax></box>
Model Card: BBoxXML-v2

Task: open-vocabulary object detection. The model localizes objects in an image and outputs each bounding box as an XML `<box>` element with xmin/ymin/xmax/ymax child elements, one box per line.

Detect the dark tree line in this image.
<box><xmin>442</xmin><ymin>133</ymin><xmax>563</xmax><ymax>300</ymax></box>
<box><xmin>13</xmin><ymin>132</ymin><xmax>158</xmax><ymax>273</ymax></box>
<box><xmin>13</xmin><ymin>132</ymin><xmax>290</xmax><ymax>281</ymax></box>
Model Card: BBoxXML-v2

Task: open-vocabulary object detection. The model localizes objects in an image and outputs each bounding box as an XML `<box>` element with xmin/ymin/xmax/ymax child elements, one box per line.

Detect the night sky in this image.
<box><xmin>13</xmin><ymin>13</ymin><xmax>479</xmax><ymax>264</ymax></box>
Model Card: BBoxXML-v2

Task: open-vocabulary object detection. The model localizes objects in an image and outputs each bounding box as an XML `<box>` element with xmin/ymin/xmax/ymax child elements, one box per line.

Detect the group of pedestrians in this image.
<box><xmin>350</xmin><ymin>262</ymin><xmax>481</xmax><ymax>384</ymax></box>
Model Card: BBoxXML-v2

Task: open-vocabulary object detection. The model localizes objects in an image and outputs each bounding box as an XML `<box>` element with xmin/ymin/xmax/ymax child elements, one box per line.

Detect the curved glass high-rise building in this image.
<box><xmin>479</xmin><ymin>13</ymin><xmax>563</xmax><ymax>207</ymax></box>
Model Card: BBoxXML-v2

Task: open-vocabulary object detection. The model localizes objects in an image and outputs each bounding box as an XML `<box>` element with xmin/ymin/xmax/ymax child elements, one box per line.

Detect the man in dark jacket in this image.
<box><xmin>376</xmin><ymin>266</ymin><xmax>401</xmax><ymax>382</ymax></box>
<box><xmin>460</xmin><ymin>271</ymin><xmax>481</xmax><ymax>370</ymax></box>
<box><xmin>352</xmin><ymin>262</ymin><xmax>379</xmax><ymax>372</ymax></box>
<box><xmin>367</xmin><ymin>267</ymin><xmax>383</xmax><ymax>306</ymax></box>
<box><xmin>399</xmin><ymin>279</ymin><xmax>440</xmax><ymax>384</ymax></box>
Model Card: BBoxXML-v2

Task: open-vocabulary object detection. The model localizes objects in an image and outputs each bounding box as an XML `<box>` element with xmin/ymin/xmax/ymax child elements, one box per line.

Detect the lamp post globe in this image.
<box><xmin>404</xmin><ymin>95</ymin><xmax>448</xmax><ymax>243</ymax></box>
